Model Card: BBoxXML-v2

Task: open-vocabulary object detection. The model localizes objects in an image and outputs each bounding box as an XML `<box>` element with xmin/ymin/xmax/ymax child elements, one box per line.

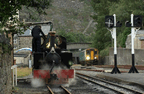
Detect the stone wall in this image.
<box><xmin>19</xmin><ymin>36</ymin><xmax>32</xmax><ymax>48</ymax></box>
<box><xmin>107</xmin><ymin>48</ymin><xmax>144</xmax><ymax>65</ymax></box>
<box><xmin>102</xmin><ymin>56</ymin><xmax>109</xmax><ymax>65</ymax></box>
<box><xmin>126</xmin><ymin>30</ymin><xmax>144</xmax><ymax>49</ymax></box>
<box><xmin>0</xmin><ymin>47</ymin><xmax>12</xmax><ymax>94</ymax></box>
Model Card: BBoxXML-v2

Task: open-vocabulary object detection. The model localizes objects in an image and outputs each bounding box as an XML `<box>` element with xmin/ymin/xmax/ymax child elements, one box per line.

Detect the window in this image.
<box><xmin>14</xmin><ymin>39</ymin><xmax>17</xmax><ymax>44</ymax></box>
<box><xmin>94</xmin><ymin>51</ymin><xmax>97</xmax><ymax>55</ymax></box>
<box><xmin>86</xmin><ymin>50</ymin><xmax>90</xmax><ymax>55</ymax></box>
<box><xmin>14</xmin><ymin>46</ymin><xmax>17</xmax><ymax>49</ymax></box>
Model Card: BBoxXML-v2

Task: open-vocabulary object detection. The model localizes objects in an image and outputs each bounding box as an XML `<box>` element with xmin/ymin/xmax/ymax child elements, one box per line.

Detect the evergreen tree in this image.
<box><xmin>110</xmin><ymin>0</ymin><xmax>144</xmax><ymax>47</ymax></box>
<box><xmin>91</xmin><ymin>0</ymin><xmax>117</xmax><ymax>51</ymax></box>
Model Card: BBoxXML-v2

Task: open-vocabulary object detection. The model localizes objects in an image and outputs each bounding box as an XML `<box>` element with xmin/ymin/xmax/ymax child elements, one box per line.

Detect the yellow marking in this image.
<box><xmin>91</xmin><ymin>50</ymin><xmax>94</xmax><ymax>60</ymax></box>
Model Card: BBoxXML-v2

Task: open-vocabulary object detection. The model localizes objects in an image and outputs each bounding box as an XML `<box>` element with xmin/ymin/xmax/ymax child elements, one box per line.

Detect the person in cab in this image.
<box><xmin>31</xmin><ymin>25</ymin><xmax>46</xmax><ymax>52</ymax></box>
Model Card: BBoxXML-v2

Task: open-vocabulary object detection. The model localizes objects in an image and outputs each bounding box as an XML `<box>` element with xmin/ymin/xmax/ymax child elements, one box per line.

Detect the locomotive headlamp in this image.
<box><xmin>86</xmin><ymin>56</ymin><xmax>90</xmax><ymax>60</ymax></box>
<box><xmin>94</xmin><ymin>57</ymin><xmax>97</xmax><ymax>59</ymax></box>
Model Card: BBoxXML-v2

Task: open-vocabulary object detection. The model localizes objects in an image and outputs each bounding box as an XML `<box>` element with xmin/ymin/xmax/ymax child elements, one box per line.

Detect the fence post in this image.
<box><xmin>11</xmin><ymin>65</ymin><xmax>17</xmax><ymax>87</ymax></box>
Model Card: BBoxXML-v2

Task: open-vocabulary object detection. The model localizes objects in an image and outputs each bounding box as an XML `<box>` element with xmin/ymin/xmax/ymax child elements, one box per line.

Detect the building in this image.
<box><xmin>14</xmin><ymin>53</ymin><xmax>29</xmax><ymax>65</ymax></box>
<box><xmin>67</xmin><ymin>43</ymin><xmax>92</xmax><ymax>64</ymax></box>
<box><xmin>13</xmin><ymin>25</ymin><xmax>50</xmax><ymax>50</ymax></box>
<box><xmin>125</xmin><ymin>30</ymin><xmax>144</xmax><ymax>49</ymax></box>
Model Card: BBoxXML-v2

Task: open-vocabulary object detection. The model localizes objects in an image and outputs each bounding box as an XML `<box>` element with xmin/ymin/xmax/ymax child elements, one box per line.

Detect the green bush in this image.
<box><xmin>99</xmin><ymin>47</ymin><xmax>109</xmax><ymax>57</ymax></box>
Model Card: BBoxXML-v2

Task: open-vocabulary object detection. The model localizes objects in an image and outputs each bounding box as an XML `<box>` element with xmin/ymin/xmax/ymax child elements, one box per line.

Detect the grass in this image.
<box><xmin>17</xmin><ymin>67</ymin><xmax>32</xmax><ymax>78</ymax></box>
<box><xmin>12</xmin><ymin>87</ymin><xmax>19</xmax><ymax>92</ymax></box>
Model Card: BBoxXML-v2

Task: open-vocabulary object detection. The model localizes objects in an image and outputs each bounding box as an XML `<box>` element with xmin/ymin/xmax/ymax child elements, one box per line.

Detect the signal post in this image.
<box><xmin>105</xmin><ymin>14</ymin><xmax>122</xmax><ymax>74</ymax></box>
<box><xmin>125</xmin><ymin>14</ymin><xmax>142</xmax><ymax>73</ymax></box>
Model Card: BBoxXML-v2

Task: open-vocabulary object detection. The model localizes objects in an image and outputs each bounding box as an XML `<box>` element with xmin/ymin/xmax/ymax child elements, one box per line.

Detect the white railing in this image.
<box><xmin>11</xmin><ymin>65</ymin><xmax>17</xmax><ymax>87</ymax></box>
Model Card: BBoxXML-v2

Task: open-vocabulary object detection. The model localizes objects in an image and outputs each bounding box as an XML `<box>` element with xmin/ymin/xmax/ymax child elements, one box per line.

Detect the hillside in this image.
<box><xmin>19</xmin><ymin>0</ymin><xmax>96</xmax><ymax>37</ymax></box>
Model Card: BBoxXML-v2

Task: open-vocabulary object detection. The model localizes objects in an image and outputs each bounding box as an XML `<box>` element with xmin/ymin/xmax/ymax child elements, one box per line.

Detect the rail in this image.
<box><xmin>61</xmin><ymin>85</ymin><xmax>72</xmax><ymax>94</ymax></box>
<box><xmin>47</xmin><ymin>86</ymin><xmax>54</xmax><ymax>94</ymax></box>
<box><xmin>76</xmin><ymin>72</ymin><xmax>144</xmax><ymax>94</ymax></box>
<box><xmin>47</xmin><ymin>85</ymin><xmax>71</xmax><ymax>94</ymax></box>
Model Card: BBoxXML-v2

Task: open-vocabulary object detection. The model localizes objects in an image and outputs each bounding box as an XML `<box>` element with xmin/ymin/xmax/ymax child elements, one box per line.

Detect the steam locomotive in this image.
<box><xmin>32</xmin><ymin>22</ymin><xmax>74</xmax><ymax>84</ymax></box>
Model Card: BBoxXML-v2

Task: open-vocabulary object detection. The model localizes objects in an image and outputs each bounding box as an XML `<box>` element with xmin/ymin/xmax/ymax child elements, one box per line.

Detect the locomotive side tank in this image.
<box><xmin>32</xmin><ymin>22</ymin><xmax>74</xmax><ymax>84</ymax></box>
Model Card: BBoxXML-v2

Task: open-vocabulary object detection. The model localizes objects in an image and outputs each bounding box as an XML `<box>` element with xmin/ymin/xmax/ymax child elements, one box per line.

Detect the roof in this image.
<box><xmin>15</xmin><ymin>48</ymin><xmax>32</xmax><ymax>53</ymax></box>
<box><xmin>136</xmin><ymin>30</ymin><xmax>144</xmax><ymax>35</ymax></box>
<box><xmin>127</xmin><ymin>30</ymin><xmax>144</xmax><ymax>36</ymax></box>
<box><xmin>18</xmin><ymin>25</ymin><xmax>50</xmax><ymax>37</ymax></box>
<box><xmin>139</xmin><ymin>36</ymin><xmax>144</xmax><ymax>40</ymax></box>
<box><xmin>14</xmin><ymin>54</ymin><xmax>28</xmax><ymax>58</ymax></box>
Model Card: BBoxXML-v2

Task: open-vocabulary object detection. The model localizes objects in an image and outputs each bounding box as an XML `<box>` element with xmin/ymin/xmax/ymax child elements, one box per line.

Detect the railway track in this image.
<box><xmin>76</xmin><ymin>72</ymin><xmax>144</xmax><ymax>94</ymax></box>
<box><xmin>47</xmin><ymin>86</ymin><xmax>54</xmax><ymax>94</ymax></box>
<box><xmin>47</xmin><ymin>85</ymin><xmax>71</xmax><ymax>94</ymax></box>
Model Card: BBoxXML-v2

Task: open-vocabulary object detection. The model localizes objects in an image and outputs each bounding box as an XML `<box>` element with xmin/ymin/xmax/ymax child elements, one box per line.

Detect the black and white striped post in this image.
<box><xmin>128</xmin><ymin>14</ymin><xmax>139</xmax><ymax>73</ymax></box>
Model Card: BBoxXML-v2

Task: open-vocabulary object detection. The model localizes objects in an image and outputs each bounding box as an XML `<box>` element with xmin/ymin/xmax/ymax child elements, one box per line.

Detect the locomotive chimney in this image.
<box><xmin>49</xmin><ymin>31</ymin><xmax>56</xmax><ymax>49</ymax></box>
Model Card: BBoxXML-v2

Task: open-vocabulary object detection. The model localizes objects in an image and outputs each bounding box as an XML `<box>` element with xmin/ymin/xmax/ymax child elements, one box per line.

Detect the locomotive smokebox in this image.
<box><xmin>45</xmin><ymin>31</ymin><xmax>61</xmax><ymax>66</ymax></box>
<box><xmin>45</xmin><ymin>52</ymin><xmax>61</xmax><ymax>66</ymax></box>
